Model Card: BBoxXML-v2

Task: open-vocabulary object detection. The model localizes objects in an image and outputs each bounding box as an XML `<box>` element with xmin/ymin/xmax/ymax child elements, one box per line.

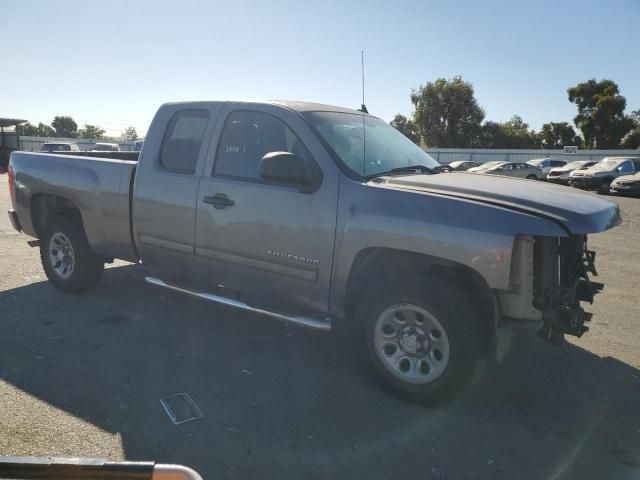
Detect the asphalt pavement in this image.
<box><xmin>1</xmin><ymin>174</ymin><xmax>639</xmax><ymax>480</ymax></box>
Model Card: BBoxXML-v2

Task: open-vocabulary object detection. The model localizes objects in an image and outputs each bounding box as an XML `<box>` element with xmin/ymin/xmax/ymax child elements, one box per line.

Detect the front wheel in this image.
<box><xmin>40</xmin><ymin>216</ymin><xmax>104</xmax><ymax>294</ymax></box>
<box><xmin>355</xmin><ymin>275</ymin><xmax>489</xmax><ymax>403</ymax></box>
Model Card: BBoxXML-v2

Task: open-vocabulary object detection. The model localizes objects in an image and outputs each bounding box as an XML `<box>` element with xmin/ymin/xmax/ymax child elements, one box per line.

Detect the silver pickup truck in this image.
<box><xmin>7</xmin><ymin>100</ymin><xmax>621</xmax><ymax>402</ymax></box>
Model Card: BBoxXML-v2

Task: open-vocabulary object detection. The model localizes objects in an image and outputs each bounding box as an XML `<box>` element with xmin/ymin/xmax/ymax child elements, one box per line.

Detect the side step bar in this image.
<box><xmin>145</xmin><ymin>276</ymin><xmax>331</xmax><ymax>331</ymax></box>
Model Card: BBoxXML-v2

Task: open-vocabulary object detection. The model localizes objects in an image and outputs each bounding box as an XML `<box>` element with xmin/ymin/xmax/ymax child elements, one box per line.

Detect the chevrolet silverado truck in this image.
<box><xmin>7</xmin><ymin>101</ymin><xmax>622</xmax><ymax>402</ymax></box>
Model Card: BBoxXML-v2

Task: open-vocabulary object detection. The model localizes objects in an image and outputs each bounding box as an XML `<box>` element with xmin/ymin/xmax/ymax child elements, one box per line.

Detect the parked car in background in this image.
<box><xmin>569</xmin><ymin>157</ymin><xmax>640</xmax><ymax>193</ymax></box>
<box><xmin>466</xmin><ymin>160</ymin><xmax>505</xmax><ymax>173</ymax></box>
<box><xmin>527</xmin><ymin>158</ymin><xmax>566</xmax><ymax>177</ymax></box>
<box><xmin>447</xmin><ymin>160</ymin><xmax>481</xmax><ymax>171</ymax></box>
<box><xmin>90</xmin><ymin>142</ymin><xmax>120</xmax><ymax>152</ymax></box>
<box><xmin>547</xmin><ymin>160</ymin><xmax>597</xmax><ymax>185</ymax></box>
<box><xmin>610</xmin><ymin>172</ymin><xmax>640</xmax><ymax>196</ymax></box>
<box><xmin>479</xmin><ymin>161</ymin><xmax>542</xmax><ymax>180</ymax></box>
<box><xmin>40</xmin><ymin>142</ymin><xmax>80</xmax><ymax>153</ymax></box>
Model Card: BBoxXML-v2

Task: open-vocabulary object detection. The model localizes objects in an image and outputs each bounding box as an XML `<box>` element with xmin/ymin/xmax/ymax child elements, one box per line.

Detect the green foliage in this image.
<box><xmin>567</xmin><ymin>79</ymin><xmax>635</xmax><ymax>148</ymax></box>
<box><xmin>19</xmin><ymin>122</ymin><xmax>55</xmax><ymax>137</ymax></box>
<box><xmin>51</xmin><ymin>116</ymin><xmax>78</xmax><ymax>138</ymax></box>
<box><xmin>621</xmin><ymin>128</ymin><xmax>640</xmax><ymax>149</ymax></box>
<box><xmin>478</xmin><ymin>116</ymin><xmax>539</xmax><ymax>148</ymax></box>
<box><xmin>389</xmin><ymin>114</ymin><xmax>420</xmax><ymax>144</ymax></box>
<box><xmin>411</xmin><ymin>76</ymin><xmax>485</xmax><ymax>147</ymax></box>
<box><xmin>77</xmin><ymin>124</ymin><xmax>105</xmax><ymax>140</ymax></box>
<box><xmin>621</xmin><ymin>110</ymin><xmax>640</xmax><ymax>148</ymax></box>
<box><xmin>122</xmin><ymin>126</ymin><xmax>139</xmax><ymax>141</ymax></box>
<box><xmin>539</xmin><ymin>122</ymin><xmax>582</xmax><ymax>149</ymax></box>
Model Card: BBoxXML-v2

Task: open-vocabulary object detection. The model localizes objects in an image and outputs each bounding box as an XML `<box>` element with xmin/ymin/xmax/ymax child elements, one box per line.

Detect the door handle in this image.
<box><xmin>203</xmin><ymin>193</ymin><xmax>235</xmax><ymax>209</ymax></box>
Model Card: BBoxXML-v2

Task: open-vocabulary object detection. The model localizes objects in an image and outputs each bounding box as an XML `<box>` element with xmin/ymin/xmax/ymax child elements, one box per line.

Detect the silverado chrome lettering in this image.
<box><xmin>267</xmin><ymin>250</ymin><xmax>320</xmax><ymax>265</ymax></box>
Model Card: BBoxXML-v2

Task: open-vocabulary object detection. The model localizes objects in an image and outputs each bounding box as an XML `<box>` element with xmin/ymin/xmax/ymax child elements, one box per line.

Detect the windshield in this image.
<box><xmin>564</xmin><ymin>161</ymin><xmax>590</xmax><ymax>169</ymax></box>
<box><xmin>302</xmin><ymin>111</ymin><xmax>439</xmax><ymax>177</ymax></box>
<box><xmin>528</xmin><ymin>158</ymin><xmax>548</xmax><ymax>167</ymax></box>
<box><xmin>592</xmin><ymin>158</ymin><xmax>625</xmax><ymax>171</ymax></box>
<box><xmin>476</xmin><ymin>161</ymin><xmax>503</xmax><ymax>169</ymax></box>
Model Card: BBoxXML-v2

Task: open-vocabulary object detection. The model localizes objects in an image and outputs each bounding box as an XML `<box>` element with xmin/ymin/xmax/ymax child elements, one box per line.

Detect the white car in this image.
<box><xmin>40</xmin><ymin>142</ymin><xmax>80</xmax><ymax>153</ymax></box>
<box><xmin>527</xmin><ymin>158</ymin><xmax>566</xmax><ymax>177</ymax></box>
<box><xmin>547</xmin><ymin>160</ymin><xmax>597</xmax><ymax>185</ymax></box>
<box><xmin>90</xmin><ymin>142</ymin><xmax>120</xmax><ymax>152</ymax></box>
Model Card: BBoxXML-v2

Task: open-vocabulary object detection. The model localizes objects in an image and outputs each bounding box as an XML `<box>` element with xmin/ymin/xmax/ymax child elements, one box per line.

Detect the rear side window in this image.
<box><xmin>619</xmin><ymin>161</ymin><xmax>633</xmax><ymax>173</ymax></box>
<box><xmin>550</xmin><ymin>160</ymin><xmax>565</xmax><ymax>167</ymax></box>
<box><xmin>214</xmin><ymin>110</ymin><xmax>314</xmax><ymax>181</ymax></box>
<box><xmin>160</xmin><ymin>109</ymin><xmax>210</xmax><ymax>174</ymax></box>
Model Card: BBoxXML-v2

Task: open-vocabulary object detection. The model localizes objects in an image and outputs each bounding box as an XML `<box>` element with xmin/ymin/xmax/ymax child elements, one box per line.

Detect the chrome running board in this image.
<box><xmin>145</xmin><ymin>276</ymin><xmax>331</xmax><ymax>331</ymax></box>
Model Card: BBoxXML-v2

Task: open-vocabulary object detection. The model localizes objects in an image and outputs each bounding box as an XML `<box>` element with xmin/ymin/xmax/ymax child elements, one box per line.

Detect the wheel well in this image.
<box><xmin>344</xmin><ymin>248</ymin><xmax>497</xmax><ymax>332</ymax></box>
<box><xmin>31</xmin><ymin>194</ymin><xmax>82</xmax><ymax>238</ymax></box>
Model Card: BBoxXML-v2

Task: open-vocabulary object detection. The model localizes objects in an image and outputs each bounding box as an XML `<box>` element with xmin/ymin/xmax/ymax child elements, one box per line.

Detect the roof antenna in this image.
<box><xmin>359</xmin><ymin>50</ymin><xmax>368</xmax><ymax>114</ymax></box>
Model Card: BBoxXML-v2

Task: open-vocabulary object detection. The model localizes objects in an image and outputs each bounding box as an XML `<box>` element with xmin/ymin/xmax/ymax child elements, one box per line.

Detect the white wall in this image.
<box><xmin>423</xmin><ymin>148</ymin><xmax>640</xmax><ymax>164</ymax></box>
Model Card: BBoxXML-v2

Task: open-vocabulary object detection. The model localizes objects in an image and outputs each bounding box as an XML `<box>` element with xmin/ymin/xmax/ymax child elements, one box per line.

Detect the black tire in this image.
<box><xmin>354</xmin><ymin>274</ymin><xmax>490</xmax><ymax>404</ymax></box>
<box><xmin>40</xmin><ymin>215</ymin><xmax>104</xmax><ymax>294</ymax></box>
<box><xmin>526</xmin><ymin>174</ymin><xmax>537</xmax><ymax>180</ymax></box>
<box><xmin>597</xmin><ymin>179</ymin><xmax>613</xmax><ymax>195</ymax></box>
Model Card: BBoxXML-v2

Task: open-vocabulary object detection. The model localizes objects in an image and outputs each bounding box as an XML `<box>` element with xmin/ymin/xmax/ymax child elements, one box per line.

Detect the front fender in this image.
<box><xmin>329</xmin><ymin>178</ymin><xmax>567</xmax><ymax>315</ymax></box>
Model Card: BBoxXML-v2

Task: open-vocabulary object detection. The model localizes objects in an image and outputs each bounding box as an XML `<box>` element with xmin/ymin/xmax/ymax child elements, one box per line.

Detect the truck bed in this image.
<box><xmin>9</xmin><ymin>152</ymin><xmax>138</xmax><ymax>262</ymax></box>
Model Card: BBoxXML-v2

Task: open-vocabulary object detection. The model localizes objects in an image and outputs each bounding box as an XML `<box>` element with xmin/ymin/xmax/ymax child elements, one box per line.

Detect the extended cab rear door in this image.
<box><xmin>193</xmin><ymin>103</ymin><xmax>339</xmax><ymax>313</ymax></box>
<box><xmin>132</xmin><ymin>103</ymin><xmax>221</xmax><ymax>279</ymax></box>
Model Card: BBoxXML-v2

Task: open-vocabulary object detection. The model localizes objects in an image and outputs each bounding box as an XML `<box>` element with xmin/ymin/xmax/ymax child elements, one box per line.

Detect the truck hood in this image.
<box><xmin>372</xmin><ymin>173</ymin><xmax>622</xmax><ymax>234</ymax></box>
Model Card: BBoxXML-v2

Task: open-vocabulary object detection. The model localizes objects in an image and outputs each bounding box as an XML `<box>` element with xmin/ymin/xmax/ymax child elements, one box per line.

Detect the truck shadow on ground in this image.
<box><xmin>1</xmin><ymin>263</ymin><xmax>639</xmax><ymax>480</ymax></box>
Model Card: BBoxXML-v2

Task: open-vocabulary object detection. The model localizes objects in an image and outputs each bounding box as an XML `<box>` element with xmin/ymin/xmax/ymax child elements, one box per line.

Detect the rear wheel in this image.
<box><xmin>354</xmin><ymin>274</ymin><xmax>489</xmax><ymax>403</ymax></box>
<box><xmin>526</xmin><ymin>174</ymin><xmax>537</xmax><ymax>180</ymax></box>
<box><xmin>40</xmin><ymin>216</ymin><xmax>104</xmax><ymax>294</ymax></box>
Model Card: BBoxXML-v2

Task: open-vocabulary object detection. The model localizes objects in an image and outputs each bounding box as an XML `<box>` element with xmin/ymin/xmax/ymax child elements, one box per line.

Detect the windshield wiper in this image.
<box><xmin>365</xmin><ymin>165</ymin><xmax>438</xmax><ymax>180</ymax></box>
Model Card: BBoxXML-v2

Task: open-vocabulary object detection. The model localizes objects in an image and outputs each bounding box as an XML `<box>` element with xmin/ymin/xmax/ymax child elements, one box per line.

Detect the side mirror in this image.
<box><xmin>617</xmin><ymin>166</ymin><xmax>623</xmax><ymax>171</ymax></box>
<box><xmin>259</xmin><ymin>151</ymin><xmax>318</xmax><ymax>191</ymax></box>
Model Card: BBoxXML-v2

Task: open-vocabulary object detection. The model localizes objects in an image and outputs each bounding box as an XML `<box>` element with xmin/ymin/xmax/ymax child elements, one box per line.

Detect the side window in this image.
<box><xmin>619</xmin><ymin>161</ymin><xmax>633</xmax><ymax>173</ymax></box>
<box><xmin>551</xmin><ymin>160</ymin><xmax>565</xmax><ymax>167</ymax></box>
<box><xmin>160</xmin><ymin>109</ymin><xmax>210</xmax><ymax>174</ymax></box>
<box><xmin>214</xmin><ymin>110</ymin><xmax>314</xmax><ymax>181</ymax></box>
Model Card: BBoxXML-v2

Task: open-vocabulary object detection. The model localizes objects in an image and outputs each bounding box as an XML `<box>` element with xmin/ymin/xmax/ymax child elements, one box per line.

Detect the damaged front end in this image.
<box><xmin>533</xmin><ymin>235</ymin><xmax>603</xmax><ymax>339</ymax></box>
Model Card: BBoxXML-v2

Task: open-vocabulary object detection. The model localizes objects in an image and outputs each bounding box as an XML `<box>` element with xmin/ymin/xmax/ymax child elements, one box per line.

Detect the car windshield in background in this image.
<box><xmin>593</xmin><ymin>159</ymin><xmax>624</xmax><ymax>170</ymax></box>
<box><xmin>478</xmin><ymin>161</ymin><xmax>504</xmax><ymax>169</ymax></box>
<box><xmin>302</xmin><ymin>111</ymin><xmax>439</xmax><ymax>178</ymax></box>
<box><xmin>564</xmin><ymin>161</ymin><xmax>589</xmax><ymax>169</ymax></box>
<box><xmin>528</xmin><ymin>159</ymin><xmax>548</xmax><ymax>167</ymax></box>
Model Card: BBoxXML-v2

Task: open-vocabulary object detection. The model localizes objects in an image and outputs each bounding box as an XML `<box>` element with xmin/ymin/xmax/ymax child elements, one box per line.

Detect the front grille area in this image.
<box><xmin>533</xmin><ymin>235</ymin><xmax>602</xmax><ymax>338</ymax></box>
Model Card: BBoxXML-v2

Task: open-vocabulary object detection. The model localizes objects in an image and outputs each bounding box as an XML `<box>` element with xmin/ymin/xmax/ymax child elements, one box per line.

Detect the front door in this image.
<box><xmin>194</xmin><ymin>105</ymin><xmax>339</xmax><ymax>313</ymax></box>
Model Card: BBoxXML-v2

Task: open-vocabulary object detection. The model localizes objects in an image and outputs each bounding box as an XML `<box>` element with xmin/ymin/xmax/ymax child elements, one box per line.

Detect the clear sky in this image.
<box><xmin>2</xmin><ymin>0</ymin><xmax>639</xmax><ymax>137</ymax></box>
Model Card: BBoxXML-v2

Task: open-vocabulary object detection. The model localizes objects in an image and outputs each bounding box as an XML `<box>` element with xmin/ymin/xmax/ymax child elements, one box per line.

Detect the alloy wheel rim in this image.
<box><xmin>48</xmin><ymin>232</ymin><xmax>75</xmax><ymax>279</ymax></box>
<box><xmin>373</xmin><ymin>303</ymin><xmax>451</xmax><ymax>384</ymax></box>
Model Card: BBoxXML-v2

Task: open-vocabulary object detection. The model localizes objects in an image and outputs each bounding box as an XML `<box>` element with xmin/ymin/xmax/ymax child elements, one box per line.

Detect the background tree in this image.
<box><xmin>51</xmin><ymin>116</ymin><xmax>78</xmax><ymax>138</ymax></box>
<box><xmin>411</xmin><ymin>76</ymin><xmax>485</xmax><ymax>147</ymax></box>
<box><xmin>19</xmin><ymin>122</ymin><xmax>55</xmax><ymax>137</ymax></box>
<box><xmin>478</xmin><ymin>116</ymin><xmax>538</xmax><ymax>148</ymax></box>
<box><xmin>77</xmin><ymin>124</ymin><xmax>105</xmax><ymax>139</ymax></box>
<box><xmin>122</xmin><ymin>126</ymin><xmax>139</xmax><ymax>141</ymax></box>
<box><xmin>389</xmin><ymin>114</ymin><xmax>420</xmax><ymax>144</ymax></box>
<box><xmin>621</xmin><ymin>109</ymin><xmax>640</xmax><ymax>149</ymax></box>
<box><xmin>538</xmin><ymin>121</ymin><xmax>582</xmax><ymax>149</ymax></box>
<box><xmin>567</xmin><ymin>79</ymin><xmax>634</xmax><ymax>148</ymax></box>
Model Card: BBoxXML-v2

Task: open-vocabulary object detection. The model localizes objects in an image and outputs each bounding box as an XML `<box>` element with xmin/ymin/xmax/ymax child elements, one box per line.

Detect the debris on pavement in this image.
<box><xmin>160</xmin><ymin>393</ymin><xmax>203</xmax><ymax>425</ymax></box>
